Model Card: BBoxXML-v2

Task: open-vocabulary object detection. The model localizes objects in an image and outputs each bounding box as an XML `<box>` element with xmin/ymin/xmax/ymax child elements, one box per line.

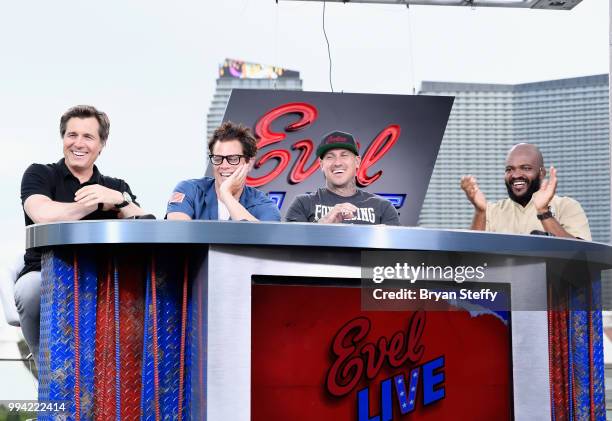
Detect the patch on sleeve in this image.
<box><xmin>169</xmin><ymin>192</ymin><xmax>185</xmax><ymax>204</ymax></box>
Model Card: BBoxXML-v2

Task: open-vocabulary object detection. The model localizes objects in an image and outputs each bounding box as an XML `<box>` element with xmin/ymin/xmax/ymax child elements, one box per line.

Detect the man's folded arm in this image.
<box><xmin>114</xmin><ymin>184</ymin><xmax>146</xmax><ymax>219</ymax></box>
<box><xmin>167</xmin><ymin>212</ymin><xmax>192</xmax><ymax>220</ymax></box>
<box><xmin>220</xmin><ymin>192</ymin><xmax>258</xmax><ymax>221</ymax></box>
<box><xmin>117</xmin><ymin>201</ymin><xmax>146</xmax><ymax>219</ymax></box>
<box><xmin>24</xmin><ymin>194</ymin><xmax>97</xmax><ymax>223</ymax></box>
<box><xmin>24</xmin><ymin>190</ymin><xmax>146</xmax><ymax>223</ymax></box>
<box><xmin>247</xmin><ymin>195</ymin><xmax>281</xmax><ymax>222</ymax></box>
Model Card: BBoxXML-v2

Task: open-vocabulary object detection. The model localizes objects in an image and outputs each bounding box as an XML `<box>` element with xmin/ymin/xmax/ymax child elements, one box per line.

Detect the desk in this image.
<box><xmin>26</xmin><ymin>221</ymin><xmax>612</xmax><ymax>420</ymax></box>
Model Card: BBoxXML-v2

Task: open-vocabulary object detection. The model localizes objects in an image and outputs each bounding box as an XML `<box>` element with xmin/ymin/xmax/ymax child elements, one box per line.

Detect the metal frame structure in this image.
<box><xmin>280</xmin><ymin>0</ymin><xmax>583</xmax><ymax>10</ymax></box>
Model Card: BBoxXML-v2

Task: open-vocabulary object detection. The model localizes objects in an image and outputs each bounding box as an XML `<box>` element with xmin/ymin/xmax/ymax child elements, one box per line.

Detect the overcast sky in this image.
<box><xmin>0</xmin><ymin>0</ymin><xmax>608</xmax><ymax>264</ymax></box>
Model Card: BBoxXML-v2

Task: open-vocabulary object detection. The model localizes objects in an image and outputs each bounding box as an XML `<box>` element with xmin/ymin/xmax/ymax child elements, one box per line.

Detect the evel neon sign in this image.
<box><xmin>246</xmin><ymin>102</ymin><xmax>400</xmax><ymax>188</ymax></box>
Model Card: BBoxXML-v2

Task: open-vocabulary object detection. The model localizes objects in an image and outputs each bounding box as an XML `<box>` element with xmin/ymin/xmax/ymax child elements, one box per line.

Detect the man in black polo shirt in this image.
<box><xmin>16</xmin><ymin>105</ymin><xmax>146</xmax><ymax>362</ymax></box>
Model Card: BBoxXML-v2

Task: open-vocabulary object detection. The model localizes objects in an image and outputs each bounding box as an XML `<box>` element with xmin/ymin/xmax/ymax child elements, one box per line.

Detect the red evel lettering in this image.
<box><xmin>357</xmin><ymin>125</ymin><xmax>400</xmax><ymax>186</ymax></box>
<box><xmin>325</xmin><ymin>310</ymin><xmax>425</xmax><ymax>397</ymax></box>
<box><xmin>248</xmin><ymin>103</ymin><xmax>318</xmax><ymax>187</ymax></box>
<box><xmin>247</xmin><ymin>102</ymin><xmax>399</xmax><ymax>187</ymax></box>
<box><xmin>289</xmin><ymin>139</ymin><xmax>319</xmax><ymax>184</ymax></box>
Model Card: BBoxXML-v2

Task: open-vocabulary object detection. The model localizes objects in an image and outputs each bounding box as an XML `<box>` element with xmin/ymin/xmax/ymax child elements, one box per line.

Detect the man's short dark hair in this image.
<box><xmin>208</xmin><ymin>121</ymin><xmax>258</xmax><ymax>160</ymax></box>
<box><xmin>60</xmin><ymin>105</ymin><xmax>111</xmax><ymax>146</ymax></box>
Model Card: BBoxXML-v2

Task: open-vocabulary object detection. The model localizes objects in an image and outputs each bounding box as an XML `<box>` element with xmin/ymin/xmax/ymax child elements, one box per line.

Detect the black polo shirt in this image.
<box><xmin>19</xmin><ymin>158</ymin><xmax>139</xmax><ymax>278</ymax></box>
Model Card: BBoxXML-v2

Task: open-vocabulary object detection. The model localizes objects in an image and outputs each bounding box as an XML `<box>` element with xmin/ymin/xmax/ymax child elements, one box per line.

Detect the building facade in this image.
<box><xmin>419</xmin><ymin>75</ymin><xmax>610</xmax><ymax>245</ymax></box>
<box><xmin>207</xmin><ymin>58</ymin><xmax>303</xmax><ymax>139</ymax></box>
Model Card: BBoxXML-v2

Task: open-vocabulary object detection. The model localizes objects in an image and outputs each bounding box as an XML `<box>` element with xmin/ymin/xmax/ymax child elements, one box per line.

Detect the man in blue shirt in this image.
<box><xmin>166</xmin><ymin>121</ymin><xmax>280</xmax><ymax>221</ymax></box>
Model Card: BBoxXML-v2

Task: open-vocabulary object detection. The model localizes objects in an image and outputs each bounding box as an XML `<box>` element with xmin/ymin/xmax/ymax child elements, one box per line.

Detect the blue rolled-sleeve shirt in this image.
<box><xmin>166</xmin><ymin>177</ymin><xmax>281</xmax><ymax>221</ymax></box>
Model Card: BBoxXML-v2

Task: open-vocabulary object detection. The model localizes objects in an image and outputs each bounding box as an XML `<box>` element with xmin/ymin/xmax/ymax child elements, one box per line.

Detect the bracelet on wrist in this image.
<box><xmin>537</xmin><ymin>209</ymin><xmax>553</xmax><ymax>221</ymax></box>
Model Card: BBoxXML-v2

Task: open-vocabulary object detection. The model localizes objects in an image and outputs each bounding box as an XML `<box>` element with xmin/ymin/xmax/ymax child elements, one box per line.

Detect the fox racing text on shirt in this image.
<box><xmin>314</xmin><ymin>204</ymin><xmax>376</xmax><ymax>223</ymax></box>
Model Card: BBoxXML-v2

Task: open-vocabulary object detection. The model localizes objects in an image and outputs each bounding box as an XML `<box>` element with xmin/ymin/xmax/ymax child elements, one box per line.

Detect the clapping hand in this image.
<box><xmin>460</xmin><ymin>175</ymin><xmax>486</xmax><ymax>212</ymax></box>
<box><xmin>533</xmin><ymin>166</ymin><xmax>557</xmax><ymax>213</ymax></box>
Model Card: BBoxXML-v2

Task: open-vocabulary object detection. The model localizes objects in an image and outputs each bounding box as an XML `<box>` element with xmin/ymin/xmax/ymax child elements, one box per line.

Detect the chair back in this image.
<box><xmin>0</xmin><ymin>254</ymin><xmax>24</xmax><ymax>327</ymax></box>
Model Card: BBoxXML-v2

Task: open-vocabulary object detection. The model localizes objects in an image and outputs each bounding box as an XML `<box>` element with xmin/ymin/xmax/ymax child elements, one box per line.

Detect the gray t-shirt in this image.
<box><xmin>285</xmin><ymin>188</ymin><xmax>400</xmax><ymax>225</ymax></box>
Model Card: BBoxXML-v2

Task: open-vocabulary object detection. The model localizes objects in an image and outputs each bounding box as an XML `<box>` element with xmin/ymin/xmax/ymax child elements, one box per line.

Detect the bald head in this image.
<box><xmin>504</xmin><ymin>143</ymin><xmax>545</xmax><ymax>206</ymax></box>
<box><xmin>506</xmin><ymin>143</ymin><xmax>544</xmax><ymax>169</ymax></box>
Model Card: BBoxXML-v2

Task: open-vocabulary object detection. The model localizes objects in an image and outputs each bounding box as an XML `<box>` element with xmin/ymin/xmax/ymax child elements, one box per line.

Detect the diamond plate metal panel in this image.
<box><xmin>39</xmin><ymin>249</ymin><xmax>77</xmax><ymax>420</ymax></box>
<box><xmin>95</xmin><ymin>259</ymin><xmax>116</xmax><ymax>420</ymax></box>
<box><xmin>39</xmin><ymin>247</ymin><xmax>197</xmax><ymax>420</ymax></box>
<box><xmin>118</xmin><ymin>256</ymin><xmax>145</xmax><ymax>420</ymax></box>
<box><xmin>76</xmin><ymin>251</ymin><xmax>99</xmax><ymax>419</ymax></box>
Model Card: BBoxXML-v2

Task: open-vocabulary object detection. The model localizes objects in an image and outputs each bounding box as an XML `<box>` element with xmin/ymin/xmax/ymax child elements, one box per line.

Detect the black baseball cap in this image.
<box><xmin>316</xmin><ymin>131</ymin><xmax>359</xmax><ymax>158</ymax></box>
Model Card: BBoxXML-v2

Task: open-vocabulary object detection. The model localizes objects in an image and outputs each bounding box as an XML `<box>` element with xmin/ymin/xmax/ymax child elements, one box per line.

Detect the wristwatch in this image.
<box><xmin>114</xmin><ymin>191</ymin><xmax>133</xmax><ymax>209</ymax></box>
<box><xmin>537</xmin><ymin>208</ymin><xmax>553</xmax><ymax>221</ymax></box>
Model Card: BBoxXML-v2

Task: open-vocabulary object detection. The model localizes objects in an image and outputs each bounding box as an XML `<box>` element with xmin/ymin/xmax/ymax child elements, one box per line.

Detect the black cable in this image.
<box><xmin>405</xmin><ymin>3</ymin><xmax>416</xmax><ymax>94</ymax></box>
<box><xmin>322</xmin><ymin>1</ymin><xmax>334</xmax><ymax>92</ymax></box>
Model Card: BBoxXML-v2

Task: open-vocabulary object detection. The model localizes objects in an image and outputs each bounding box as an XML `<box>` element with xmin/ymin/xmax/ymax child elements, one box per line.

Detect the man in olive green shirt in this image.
<box><xmin>460</xmin><ymin>143</ymin><xmax>591</xmax><ymax>240</ymax></box>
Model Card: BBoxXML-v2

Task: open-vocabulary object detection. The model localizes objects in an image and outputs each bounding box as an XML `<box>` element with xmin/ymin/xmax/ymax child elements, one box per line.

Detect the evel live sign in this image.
<box><xmin>251</xmin><ymin>284</ymin><xmax>513</xmax><ymax>420</ymax></box>
<box><xmin>213</xmin><ymin>89</ymin><xmax>454</xmax><ymax>225</ymax></box>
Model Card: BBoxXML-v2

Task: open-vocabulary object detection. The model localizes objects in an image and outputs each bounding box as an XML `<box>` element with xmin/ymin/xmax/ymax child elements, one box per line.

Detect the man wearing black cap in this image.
<box><xmin>285</xmin><ymin>131</ymin><xmax>400</xmax><ymax>225</ymax></box>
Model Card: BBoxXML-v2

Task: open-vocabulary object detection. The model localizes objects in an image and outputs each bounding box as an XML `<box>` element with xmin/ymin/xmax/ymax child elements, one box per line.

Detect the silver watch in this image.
<box><xmin>114</xmin><ymin>191</ymin><xmax>133</xmax><ymax>209</ymax></box>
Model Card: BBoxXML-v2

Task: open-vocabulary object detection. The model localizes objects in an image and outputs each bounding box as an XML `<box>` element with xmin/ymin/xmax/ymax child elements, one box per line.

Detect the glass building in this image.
<box><xmin>418</xmin><ymin>75</ymin><xmax>610</xmax><ymax>245</ymax></box>
<box><xmin>207</xmin><ymin>58</ymin><xmax>303</xmax><ymax>139</ymax></box>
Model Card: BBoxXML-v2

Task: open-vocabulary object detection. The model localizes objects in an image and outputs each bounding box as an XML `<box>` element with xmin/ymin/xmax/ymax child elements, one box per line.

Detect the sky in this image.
<box><xmin>0</xmin><ymin>0</ymin><xmax>608</xmax><ymax>399</ymax></box>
